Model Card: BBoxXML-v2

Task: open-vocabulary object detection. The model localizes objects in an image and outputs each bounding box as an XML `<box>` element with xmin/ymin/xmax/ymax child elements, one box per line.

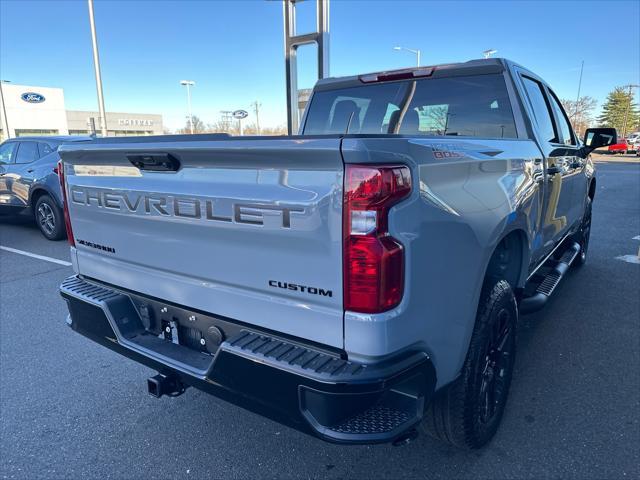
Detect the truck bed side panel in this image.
<box><xmin>341</xmin><ymin>136</ymin><xmax>543</xmax><ymax>386</ymax></box>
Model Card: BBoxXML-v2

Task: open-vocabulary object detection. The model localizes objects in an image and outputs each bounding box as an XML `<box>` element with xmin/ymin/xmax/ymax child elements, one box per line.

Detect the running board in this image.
<box><xmin>520</xmin><ymin>242</ymin><xmax>581</xmax><ymax>314</ymax></box>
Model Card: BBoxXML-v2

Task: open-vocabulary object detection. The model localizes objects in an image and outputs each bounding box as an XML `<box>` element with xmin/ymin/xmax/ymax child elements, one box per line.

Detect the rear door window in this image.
<box><xmin>303</xmin><ymin>73</ymin><xmax>517</xmax><ymax>138</ymax></box>
<box><xmin>38</xmin><ymin>142</ymin><xmax>55</xmax><ymax>157</ymax></box>
<box><xmin>14</xmin><ymin>141</ymin><xmax>40</xmax><ymax>164</ymax></box>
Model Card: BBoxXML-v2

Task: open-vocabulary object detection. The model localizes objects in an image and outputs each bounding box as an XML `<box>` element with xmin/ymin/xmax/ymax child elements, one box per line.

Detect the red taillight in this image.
<box><xmin>57</xmin><ymin>160</ymin><xmax>75</xmax><ymax>246</ymax></box>
<box><xmin>343</xmin><ymin>165</ymin><xmax>411</xmax><ymax>313</ymax></box>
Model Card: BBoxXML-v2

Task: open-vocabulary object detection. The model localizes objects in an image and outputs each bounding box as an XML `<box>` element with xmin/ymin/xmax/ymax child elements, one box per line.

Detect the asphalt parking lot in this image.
<box><xmin>1</xmin><ymin>159</ymin><xmax>639</xmax><ymax>480</ymax></box>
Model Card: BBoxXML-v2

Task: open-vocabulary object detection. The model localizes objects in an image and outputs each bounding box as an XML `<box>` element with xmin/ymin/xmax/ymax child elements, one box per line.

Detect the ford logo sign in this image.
<box><xmin>21</xmin><ymin>92</ymin><xmax>46</xmax><ymax>103</ymax></box>
<box><xmin>232</xmin><ymin>109</ymin><xmax>248</xmax><ymax>120</ymax></box>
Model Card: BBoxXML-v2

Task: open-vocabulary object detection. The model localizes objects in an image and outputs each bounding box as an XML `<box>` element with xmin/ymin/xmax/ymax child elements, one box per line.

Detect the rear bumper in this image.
<box><xmin>60</xmin><ymin>275</ymin><xmax>436</xmax><ymax>444</ymax></box>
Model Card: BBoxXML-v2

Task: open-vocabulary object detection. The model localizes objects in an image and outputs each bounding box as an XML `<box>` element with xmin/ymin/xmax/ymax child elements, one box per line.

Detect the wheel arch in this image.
<box><xmin>483</xmin><ymin>228</ymin><xmax>529</xmax><ymax>291</ymax></box>
<box><xmin>588</xmin><ymin>177</ymin><xmax>596</xmax><ymax>201</ymax></box>
<box><xmin>29</xmin><ymin>186</ymin><xmax>60</xmax><ymax>213</ymax></box>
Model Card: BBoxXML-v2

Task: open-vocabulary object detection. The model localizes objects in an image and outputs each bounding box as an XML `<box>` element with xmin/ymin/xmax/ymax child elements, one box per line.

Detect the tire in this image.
<box><xmin>421</xmin><ymin>279</ymin><xmax>518</xmax><ymax>449</ymax></box>
<box><xmin>34</xmin><ymin>194</ymin><xmax>66</xmax><ymax>241</ymax></box>
<box><xmin>574</xmin><ymin>196</ymin><xmax>592</xmax><ymax>267</ymax></box>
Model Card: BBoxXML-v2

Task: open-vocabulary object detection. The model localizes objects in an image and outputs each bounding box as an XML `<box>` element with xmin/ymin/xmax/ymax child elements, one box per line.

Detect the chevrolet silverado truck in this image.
<box><xmin>58</xmin><ymin>59</ymin><xmax>615</xmax><ymax>449</ymax></box>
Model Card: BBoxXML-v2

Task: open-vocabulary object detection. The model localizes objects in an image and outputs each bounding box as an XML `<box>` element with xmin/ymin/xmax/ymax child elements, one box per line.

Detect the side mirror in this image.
<box><xmin>583</xmin><ymin>128</ymin><xmax>617</xmax><ymax>152</ymax></box>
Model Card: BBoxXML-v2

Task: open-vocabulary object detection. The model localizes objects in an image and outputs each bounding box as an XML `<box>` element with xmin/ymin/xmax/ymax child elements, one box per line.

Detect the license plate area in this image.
<box><xmin>128</xmin><ymin>292</ymin><xmax>245</xmax><ymax>357</ymax></box>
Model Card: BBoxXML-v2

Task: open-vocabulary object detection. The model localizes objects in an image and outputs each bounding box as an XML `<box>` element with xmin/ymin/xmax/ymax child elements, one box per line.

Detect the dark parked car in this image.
<box><xmin>0</xmin><ymin>136</ymin><xmax>92</xmax><ymax>240</ymax></box>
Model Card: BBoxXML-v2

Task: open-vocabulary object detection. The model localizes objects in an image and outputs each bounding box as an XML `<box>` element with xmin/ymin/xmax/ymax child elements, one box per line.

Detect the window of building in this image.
<box><xmin>15</xmin><ymin>141</ymin><xmax>40</xmax><ymax>164</ymax></box>
<box><xmin>14</xmin><ymin>129</ymin><xmax>59</xmax><ymax>137</ymax></box>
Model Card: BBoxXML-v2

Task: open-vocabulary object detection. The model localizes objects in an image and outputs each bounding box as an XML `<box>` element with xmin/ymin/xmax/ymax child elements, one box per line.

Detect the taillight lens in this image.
<box><xmin>57</xmin><ymin>160</ymin><xmax>75</xmax><ymax>246</ymax></box>
<box><xmin>343</xmin><ymin>165</ymin><xmax>411</xmax><ymax>313</ymax></box>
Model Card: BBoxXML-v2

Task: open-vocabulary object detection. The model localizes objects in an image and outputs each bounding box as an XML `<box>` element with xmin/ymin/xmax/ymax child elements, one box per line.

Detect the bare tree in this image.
<box><xmin>561</xmin><ymin>96</ymin><xmax>597</xmax><ymax>138</ymax></box>
<box><xmin>206</xmin><ymin>121</ymin><xmax>287</xmax><ymax>136</ymax></box>
<box><xmin>177</xmin><ymin>115</ymin><xmax>206</xmax><ymax>134</ymax></box>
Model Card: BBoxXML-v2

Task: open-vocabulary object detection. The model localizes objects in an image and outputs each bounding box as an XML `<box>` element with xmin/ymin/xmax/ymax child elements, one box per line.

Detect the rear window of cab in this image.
<box><xmin>303</xmin><ymin>73</ymin><xmax>517</xmax><ymax>139</ymax></box>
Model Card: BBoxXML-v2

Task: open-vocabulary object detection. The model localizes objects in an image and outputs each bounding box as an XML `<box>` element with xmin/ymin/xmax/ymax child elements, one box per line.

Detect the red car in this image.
<box><xmin>608</xmin><ymin>138</ymin><xmax>628</xmax><ymax>153</ymax></box>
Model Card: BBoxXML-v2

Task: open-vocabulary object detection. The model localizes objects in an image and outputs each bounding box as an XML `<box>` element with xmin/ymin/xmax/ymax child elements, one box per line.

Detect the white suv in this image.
<box><xmin>626</xmin><ymin>132</ymin><xmax>640</xmax><ymax>153</ymax></box>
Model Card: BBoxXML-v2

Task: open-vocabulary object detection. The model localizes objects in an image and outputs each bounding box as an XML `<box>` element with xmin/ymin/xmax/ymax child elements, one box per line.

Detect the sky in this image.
<box><xmin>1</xmin><ymin>0</ymin><xmax>639</xmax><ymax>132</ymax></box>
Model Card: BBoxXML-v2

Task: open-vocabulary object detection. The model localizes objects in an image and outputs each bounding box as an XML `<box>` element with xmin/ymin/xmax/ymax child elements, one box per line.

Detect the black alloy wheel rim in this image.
<box><xmin>37</xmin><ymin>202</ymin><xmax>56</xmax><ymax>235</ymax></box>
<box><xmin>478</xmin><ymin>308</ymin><xmax>513</xmax><ymax>425</ymax></box>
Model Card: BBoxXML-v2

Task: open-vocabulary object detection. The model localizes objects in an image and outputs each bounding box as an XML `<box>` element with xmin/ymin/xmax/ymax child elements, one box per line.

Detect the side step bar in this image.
<box><xmin>520</xmin><ymin>242</ymin><xmax>581</xmax><ymax>314</ymax></box>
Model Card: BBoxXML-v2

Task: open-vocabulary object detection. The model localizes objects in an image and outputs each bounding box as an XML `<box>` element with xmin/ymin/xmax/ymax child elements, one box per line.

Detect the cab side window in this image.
<box><xmin>14</xmin><ymin>141</ymin><xmax>39</xmax><ymax>164</ymax></box>
<box><xmin>548</xmin><ymin>91</ymin><xmax>576</xmax><ymax>145</ymax></box>
<box><xmin>0</xmin><ymin>142</ymin><xmax>17</xmax><ymax>164</ymax></box>
<box><xmin>521</xmin><ymin>76</ymin><xmax>557</xmax><ymax>144</ymax></box>
<box><xmin>38</xmin><ymin>142</ymin><xmax>55</xmax><ymax>157</ymax></box>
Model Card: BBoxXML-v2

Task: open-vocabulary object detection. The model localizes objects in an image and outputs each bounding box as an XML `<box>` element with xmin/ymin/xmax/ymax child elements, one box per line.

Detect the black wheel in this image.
<box><xmin>34</xmin><ymin>194</ymin><xmax>65</xmax><ymax>241</ymax></box>
<box><xmin>574</xmin><ymin>196</ymin><xmax>592</xmax><ymax>267</ymax></box>
<box><xmin>421</xmin><ymin>279</ymin><xmax>517</xmax><ymax>449</ymax></box>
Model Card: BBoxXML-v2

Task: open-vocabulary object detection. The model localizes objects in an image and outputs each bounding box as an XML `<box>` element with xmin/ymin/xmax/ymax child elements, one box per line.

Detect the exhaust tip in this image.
<box><xmin>392</xmin><ymin>428</ymin><xmax>419</xmax><ymax>447</ymax></box>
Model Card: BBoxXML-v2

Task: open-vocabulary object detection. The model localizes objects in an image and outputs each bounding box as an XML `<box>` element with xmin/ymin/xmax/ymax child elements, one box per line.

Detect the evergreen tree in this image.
<box><xmin>598</xmin><ymin>87</ymin><xmax>640</xmax><ymax>136</ymax></box>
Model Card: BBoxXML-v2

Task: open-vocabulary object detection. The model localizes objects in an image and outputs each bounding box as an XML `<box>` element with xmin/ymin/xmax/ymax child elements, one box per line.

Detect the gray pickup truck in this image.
<box><xmin>58</xmin><ymin>58</ymin><xmax>615</xmax><ymax>449</ymax></box>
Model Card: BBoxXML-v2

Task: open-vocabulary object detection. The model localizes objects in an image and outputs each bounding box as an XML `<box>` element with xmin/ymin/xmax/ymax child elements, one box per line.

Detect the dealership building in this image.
<box><xmin>0</xmin><ymin>83</ymin><xmax>164</xmax><ymax>140</ymax></box>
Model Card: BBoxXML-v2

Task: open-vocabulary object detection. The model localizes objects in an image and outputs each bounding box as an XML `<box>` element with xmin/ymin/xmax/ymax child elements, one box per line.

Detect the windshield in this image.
<box><xmin>303</xmin><ymin>73</ymin><xmax>517</xmax><ymax>138</ymax></box>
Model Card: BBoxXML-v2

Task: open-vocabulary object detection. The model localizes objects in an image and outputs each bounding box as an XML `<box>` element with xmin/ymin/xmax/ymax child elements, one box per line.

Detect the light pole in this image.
<box><xmin>0</xmin><ymin>80</ymin><xmax>11</xmax><ymax>140</ymax></box>
<box><xmin>483</xmin><ymin>49</ymin><xmax>497</xmax><ymax>59</ymax></box>
<box><xmin>251</xmin><ymin>101</ymin><xmax>261</xmax><ymax>135</ymax></box>
<box><xmin>87</xmin><ymin>0</ymin><xmax>108</xmax><ymax>137</ymax></box>
<box><xmin>621</xmin><ymin>84</ymin><xmax>640</xmax><ymax>138</ymax></box>
<box><xmin>180</xmin><ymin>80</ymin><xmax>195</xmax><ymax>134</ymax></box>
<box><xmin>572</xmin><ymin>60</ymin><xmax>585</xmax><ymax>125</ymax></box>
<box><xmin>393</xmin><ymin>46</ymin><xmax>421</xmax><ymax>67</ymax></box>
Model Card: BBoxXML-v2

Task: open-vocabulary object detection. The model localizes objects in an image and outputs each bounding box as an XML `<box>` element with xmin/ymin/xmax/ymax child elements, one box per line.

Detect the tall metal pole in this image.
<box><xmin>393</xmin><ymin>46</ymin><xmax>421</xmax><ymax>66</ymax></box>
<box><xmin>180</xmin><ymin>80</ymin><xmax>195</xmax><ymax>133</ymax></box>
<box><xmin>572</xmin><ymin>60</ymin><xmax>584</xmax><ymax>123</ymax></box>
<box><xmin>0</xmin><ymin>80</ymin><xmax>11</xmax><ymax>139</ymax></box>
<box><xmin>621</xmin><ymin>84</ymin><xmax>640</xmax><ymax>138</ymax></box>
<box><xmin>186</xmin><ymin>83</ymin><xmax>194</xmax><ymax>134</ymax></box>
<box><xmin>284</xmin><ymin>0</ymin><xmax>329</xmax><ymax>135</ymax></box>
<box><xmin>252</xmin><ymin>101</ymin><xmax>261</xmax><ymax>135</ymax></box>
<box><xmin>87</xmin><ymin>0</ymin><xmax>108</xmax><ymax>137</ymax></box>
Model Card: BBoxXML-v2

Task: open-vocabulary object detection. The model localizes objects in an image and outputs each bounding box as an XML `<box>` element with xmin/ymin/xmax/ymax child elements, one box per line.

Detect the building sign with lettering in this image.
<box><xmin>21</xmin><ymin>92</ymin><xmax>46</xmax><ymax>103</ymax></box>
<box><xmin>118</xmin><ymin>118</ymin><xmax>154</xmax><ymax>127</ymax></box>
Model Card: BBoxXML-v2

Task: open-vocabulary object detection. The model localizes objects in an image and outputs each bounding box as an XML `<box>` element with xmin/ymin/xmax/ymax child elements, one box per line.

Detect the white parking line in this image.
<box><xmin>0</xmin><ymin>246</ymin><xmax>72</xmax><ymax>267</ymax></box>
<box><xmin>616</xmin><ymin>254</ymin><xmax>640</xmax><ymax>265</ymax></box>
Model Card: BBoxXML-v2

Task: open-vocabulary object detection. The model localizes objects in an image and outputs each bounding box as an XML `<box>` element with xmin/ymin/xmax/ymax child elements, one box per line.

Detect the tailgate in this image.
<box><xmin>59</xmin><ymin>137</ymin><xmax>344</xmax><ymax>348</ymax></box>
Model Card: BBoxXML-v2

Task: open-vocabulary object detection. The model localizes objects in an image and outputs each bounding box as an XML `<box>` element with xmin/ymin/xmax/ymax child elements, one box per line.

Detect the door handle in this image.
<box><xmin>127</xmin><ymin>152</ymin><xmax>180</xmax><ymax>172</ymax></box>
<box><xmin>569</xmin><ymin>160</ymin><xmax>583</xmax><ymax>169</ymax></box>
<box><xmin>26</xmin><ymin>168</ymin><xmax>35</xmax><ymax>173</ymax></box>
